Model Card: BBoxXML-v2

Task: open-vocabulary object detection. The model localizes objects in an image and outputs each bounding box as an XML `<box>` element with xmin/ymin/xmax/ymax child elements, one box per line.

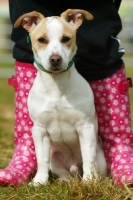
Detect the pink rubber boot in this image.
<box><xmin>0</xmin><ymin>61</ymin><xmax>37</xmax><ymax>185</ymax></box>
<box><xmin>89</xmin><ymin>64</ymin><xmax>133</xmax><ymax>186</ymax></box>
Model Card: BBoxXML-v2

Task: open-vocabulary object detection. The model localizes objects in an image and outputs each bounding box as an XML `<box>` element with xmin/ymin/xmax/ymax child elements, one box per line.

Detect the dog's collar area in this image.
<box><xmin>27</xmin><ymin>35</ymin><xmax>31</xmax><ymax>44</ymax></box>
<box><xmin>34</xmin><ymin>57</ymin><xmax>74</xmax><ymax>74</ymax></box>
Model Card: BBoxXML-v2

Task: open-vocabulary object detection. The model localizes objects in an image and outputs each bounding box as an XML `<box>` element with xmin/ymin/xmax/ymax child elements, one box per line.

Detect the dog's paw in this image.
<box><xmin>83</xmin><ymin>171</ymin><xmax>98</xmax><ymax>181</ymax></box>
<box><xmin>55</xmin><ymin>178</ymin><xmax>68</xmax><ymax>184</ymax></box>
<box><xmin>29</xmin><ymin>175</ymin><xmax>49</xmax><ymax>186</ymax></box>
<box><xmin>29</xmin><ymin>181</ymin><xmax>42</xmax><ymax>187</ymax></box>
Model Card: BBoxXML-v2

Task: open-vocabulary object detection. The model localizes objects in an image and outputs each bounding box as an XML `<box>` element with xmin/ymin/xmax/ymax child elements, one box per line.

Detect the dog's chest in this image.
<box><xmin>28</xmin><ymin>70</ymin><xmax>95</xmax><ymax>143</ymax></box>
<box><xmin>37</xmin><ymin>99</ymin><xmax>83</xmax><ymax>142</ymax></box>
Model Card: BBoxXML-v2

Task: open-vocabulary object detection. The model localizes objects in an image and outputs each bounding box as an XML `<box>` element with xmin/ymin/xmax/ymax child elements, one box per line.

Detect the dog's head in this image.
<box><xmin>14</xmin><ymin>9</ymin><xmax>93</xmax><ymax>73</ymax></box>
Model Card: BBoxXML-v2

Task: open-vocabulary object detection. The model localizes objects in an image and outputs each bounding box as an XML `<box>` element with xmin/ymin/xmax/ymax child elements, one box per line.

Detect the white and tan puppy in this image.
<box><xmin>14</xmin><ymin>9</ymin><xmax>107</xmax><ymax>186</ymax></box>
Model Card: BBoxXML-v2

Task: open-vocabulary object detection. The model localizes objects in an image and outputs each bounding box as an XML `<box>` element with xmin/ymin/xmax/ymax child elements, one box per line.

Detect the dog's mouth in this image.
<box><xmin>48</xmin><ymin>58</ymin><xmax>74</xmax><ymax>74</ymax></box>
<box><xmin>50</xmin><ymin>64</ymin><xmax>63</xmax><ymax>72</ymax></box>
<box><xmin>34</xmin><ymin>55</ymin><xmax>73</xmax><ymax>74</ymax></box>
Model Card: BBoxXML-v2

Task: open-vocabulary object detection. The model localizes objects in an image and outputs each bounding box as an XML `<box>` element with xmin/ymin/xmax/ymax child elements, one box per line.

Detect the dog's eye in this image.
<box><xmin>38</xmin><ymin>37</ymin><xmax>46</xmax><ymax>44</ymax></box>
<box><xmin>61</xmin><ymin>36</ymin><xmax>70</xmax><ymax>43</ymax></box>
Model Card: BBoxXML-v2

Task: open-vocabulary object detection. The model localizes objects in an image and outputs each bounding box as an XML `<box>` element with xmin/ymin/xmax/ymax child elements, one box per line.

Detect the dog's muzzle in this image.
<box><xmin>49</xmin><ymin>54</ymin><xmax>62</xmax><ymax>71</ymax></box>
<box><xmin>34</xmin><ymin>56</ymin><xmax>74</xmax><ymax>74</ymax></box>
<box><xmin>49</xmin><ymin>55</ymin><xmax>62</xmax><ymax>66</ymax></box>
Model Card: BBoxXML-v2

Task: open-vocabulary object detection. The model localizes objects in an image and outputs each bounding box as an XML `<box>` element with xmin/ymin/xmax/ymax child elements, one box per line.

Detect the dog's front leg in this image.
<box><xmin>30</xmin><ymin>125</ymin><xmax>51</xmax><ymax>186</ymax></box>
<box><xmin>77</xmin><ymin>122</ymin><xmax>98</xmax><ymax>181</ymax></box>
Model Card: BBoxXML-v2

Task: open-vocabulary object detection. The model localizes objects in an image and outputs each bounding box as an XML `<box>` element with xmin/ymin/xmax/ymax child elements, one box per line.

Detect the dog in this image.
<box><xmin>14</xmin><ymin>9</ymin><xmax>107</xmax><ymax>186</ymax></box>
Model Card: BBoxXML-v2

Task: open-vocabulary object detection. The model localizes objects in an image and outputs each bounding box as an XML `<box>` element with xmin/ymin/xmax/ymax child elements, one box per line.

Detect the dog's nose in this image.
<box><xmin>49</xmin><ymin>54</ymin><xmax>62</xmax><ymax>66</ymax></box>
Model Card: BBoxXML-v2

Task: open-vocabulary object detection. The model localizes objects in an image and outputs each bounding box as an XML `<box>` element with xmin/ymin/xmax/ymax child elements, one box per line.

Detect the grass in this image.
<box><xmin>0</xmin><ymin>65</ymin><xmax>133</xmax><ymax>199</ymax></box>
<box><xmin>0</xmin><ymin>78</ymin><xmax>14</xmax><ymax>168</ymax></box>
<box><xmin>0</xmin><ymin>63</ymin><xmax>14</xmax><ymax>68</ymax></box>
<box><xmin>1</xmin><ymin>177</ymin><xmax>133</xmax><ymax>200</ymax></box>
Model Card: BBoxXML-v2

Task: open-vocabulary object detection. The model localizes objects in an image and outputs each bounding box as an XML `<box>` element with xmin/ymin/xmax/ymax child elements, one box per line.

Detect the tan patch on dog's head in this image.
<box><xmin>59</xmin><ymin>17</ymin><xmax>77</xmax><ymax>53</ymax></box>
<box><xmin>29</xmin><ymin>18</ymin><xmax>49</xmax><ymax>54</ymax></box>
<box><xmin>14</xmin><ymin>9</ymin><xmax>93</xmax><ymax>69</ymax></box>
<box><xmin>14</xmin><ymin>10</ymin><xmax>93</xmax><ymax>55</ymax></box>
<box><xmin>29</xmin><ymin>16</ymin><xmax>77</xmax><ymax>55</ymax></box>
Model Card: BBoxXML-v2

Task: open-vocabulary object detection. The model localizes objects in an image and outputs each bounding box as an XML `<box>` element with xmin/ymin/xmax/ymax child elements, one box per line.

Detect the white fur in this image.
<box><xmin>25</xmin><ymin>12</ymin><xmax>107</xmax><ymax>186</ymax></box>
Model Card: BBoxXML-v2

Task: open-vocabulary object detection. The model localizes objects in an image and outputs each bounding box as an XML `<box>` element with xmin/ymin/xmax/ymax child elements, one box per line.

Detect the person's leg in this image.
<box><xmin>0</xmin><ymin>61</ymin><xmax>37</xmax><ymax>185</ymax></box>
<box><xmin>89</xmin><ymin>64</ymin><xmax>133</xmax><ymax>185</ymax></box>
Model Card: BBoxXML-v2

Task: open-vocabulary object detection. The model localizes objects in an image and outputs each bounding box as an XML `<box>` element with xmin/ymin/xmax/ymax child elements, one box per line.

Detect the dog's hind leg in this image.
<box><xmin>50</xmin><ymin>151</ymin><xmax>71</xmax><ymax>181</ymax></box>
<box><xmin>96</xmin><ymin>139</ymin><xmax>108</xmax><ymax>177</ymax></box>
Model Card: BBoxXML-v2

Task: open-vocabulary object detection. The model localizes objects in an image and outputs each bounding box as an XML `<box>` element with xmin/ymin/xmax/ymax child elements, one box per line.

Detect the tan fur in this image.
<box><xmin>61</xmin><ymin>9</ymin><xmax>93</xmax><ymax>28</ymax></box>
<box><xmin>59</xmin><ymin>17</ymin><xmax>77</xmax><ymax>53</ymax></box>
<box><xmin>14</xmin><ymin>11</ymin><xmax>44</xmax><ymax>31</ymax></box>
<box><xmin>30</xmin><ymin>19</ymin><xmax>49</xmax><ymax>54</ymax></box>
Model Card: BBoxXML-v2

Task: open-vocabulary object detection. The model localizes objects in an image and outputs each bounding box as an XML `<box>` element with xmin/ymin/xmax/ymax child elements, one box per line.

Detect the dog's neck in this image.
<box><xmin>34</xmin><ymin>62</ymin><xmax>79</xmax><ymax>98</ymax></box>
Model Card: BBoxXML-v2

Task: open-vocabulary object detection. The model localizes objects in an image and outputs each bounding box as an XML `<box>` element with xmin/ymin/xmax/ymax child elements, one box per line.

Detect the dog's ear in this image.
<box><xmin>61</xmin><ymin>9</ymin><xmax>93</xmax><ymax>29</ymax></box>
<box><xmin>14</xmin><ymin>11</ymin><xmax>44</xmax><ymax>32</ymax></box>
